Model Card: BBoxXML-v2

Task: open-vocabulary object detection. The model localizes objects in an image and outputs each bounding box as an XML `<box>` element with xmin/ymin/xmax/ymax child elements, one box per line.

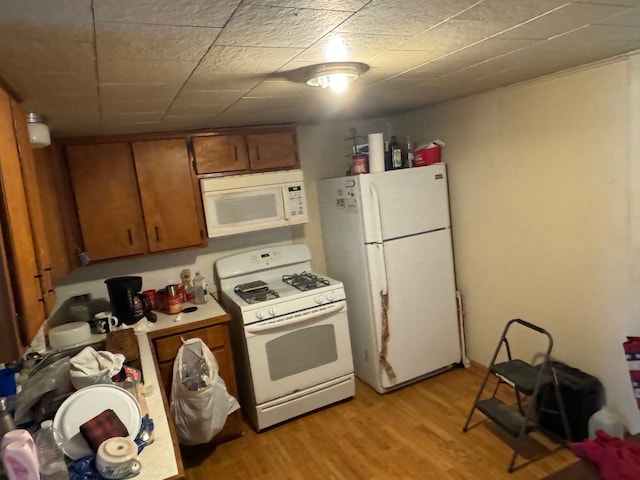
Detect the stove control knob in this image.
<box><xmin>326</xmin><ymin>292</ymin><xmax>335</xmax><ymax>302</ymax></box>
<box><xmin>268</xmin><ymin>306</ymin><xmax>277</xmax><ymax>317</ymax></box>
<box><xmin>314</xmin><ymin>295</ymin><xmax>324</xmax><ymax>305</ymax></box>
<box><xmin>256</xmin><ymin>310</ymin><xmax>265</xmax><ymax>320</ymax></box>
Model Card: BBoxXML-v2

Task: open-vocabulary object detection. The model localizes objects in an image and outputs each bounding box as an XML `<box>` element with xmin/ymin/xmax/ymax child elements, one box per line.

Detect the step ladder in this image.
<box><xmin>462</xmin><ymin>318</ymin><xmax>572</xmax><ymax>472</ymax></box>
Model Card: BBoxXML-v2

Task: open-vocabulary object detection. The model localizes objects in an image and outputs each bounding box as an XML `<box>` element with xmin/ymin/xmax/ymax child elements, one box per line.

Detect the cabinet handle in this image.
<box><xmin>127</xmin><ymin>229</ymin><xmax>133</xmax><ymax>245</ymax></box>
<box><xmin>44</xmin><ymin>268</ymin><xmax>55</xmax><ymax>293</ymax></box>
<box><xmin>234</xmin><ymin>146</ymin><xmax>238</xmax><ymax>162</ymax></box>
<box><xmin>155</xmin><ymin>226</ymin><xmax>160</xmax><ymax>242</ymax></box>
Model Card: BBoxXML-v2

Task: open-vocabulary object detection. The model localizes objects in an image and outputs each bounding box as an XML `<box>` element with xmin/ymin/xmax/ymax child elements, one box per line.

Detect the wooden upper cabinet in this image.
<box><xmin>192</xmin><ymin>128</ymin><xmax>298</xmax><ymax>175</ymax></box>
<box><xmin>0</xmin><ymin>88</ymin><xmax>46</xmax><ymax>353</ymax></box>
<box><xmin>66</xmin><ymin>143</ymin><xmax>148</xmax><ymax>261</ymax></box>
<box><xmin>132</xmin><ymin>139</ymin><xmax>205</xmax><ymax>252</ymax></box>
<box><xmin>246</xmin><ymin>131</ymin><xmax>298</xmax><ymax>171</ymax></box>
<box><xmin>192</xmin><ymin>135</ymin><xmax>249</xmax><ymax>174</ymax></box>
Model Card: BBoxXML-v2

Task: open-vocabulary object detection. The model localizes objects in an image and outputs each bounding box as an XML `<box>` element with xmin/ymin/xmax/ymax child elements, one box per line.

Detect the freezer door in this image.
<box><xmin>359</xmin><ymin>164</ymin><xmax>450</xmax><ymax>243</ymax></box>
<box><xmin>372</xmin><ymin>228</ymin><xmax>461</xmax><ymax>389</ymax></box>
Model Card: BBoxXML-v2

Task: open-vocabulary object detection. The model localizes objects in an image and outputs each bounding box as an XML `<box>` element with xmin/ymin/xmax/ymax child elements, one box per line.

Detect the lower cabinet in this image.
<box><xmin>148</xmin><ymin>317</ymin><xmax>243</xmax><ymax>445</ymax></box>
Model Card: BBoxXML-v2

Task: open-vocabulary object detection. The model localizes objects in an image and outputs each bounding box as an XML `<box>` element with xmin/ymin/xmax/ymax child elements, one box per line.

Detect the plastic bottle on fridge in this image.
<box><xmin>34</xmin><ymin>421</ymin><xmax>68</xmax><ymax>480</ymax></box>
<box><xmin>193</xmin><ymin>272</ymin><xmax>208</xmax><ymax>305</ymax></box>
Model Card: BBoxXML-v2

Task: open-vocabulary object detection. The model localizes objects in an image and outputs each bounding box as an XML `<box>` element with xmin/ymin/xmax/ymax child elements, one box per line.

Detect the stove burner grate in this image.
<box><xmin>282</xmin><ymin>271</ymin><xmax>330</xmax><ymax>291</ymax></box>
<box><xmin>234</xmin><ymin>283</ymin><xmax>280</xmax><ymax>304</ymax></box>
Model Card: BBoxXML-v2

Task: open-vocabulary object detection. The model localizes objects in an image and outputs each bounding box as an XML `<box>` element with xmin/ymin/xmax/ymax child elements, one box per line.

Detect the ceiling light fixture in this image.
<box><xmin>306</xmin><ymin>62</ymin><xmax>369</xmax><ymax>93</ymax></box>
<box><xmin>25</xmin><ymin>112</ymin><xmax>51</xmax><ymax>148</ymax></box>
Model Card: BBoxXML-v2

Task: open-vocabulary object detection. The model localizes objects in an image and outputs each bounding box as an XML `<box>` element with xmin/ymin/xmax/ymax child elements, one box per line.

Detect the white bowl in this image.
<box><xmin>48</xmin><ymin>322</ymin><xmax>91</xmax><ymax>350</ymax></box>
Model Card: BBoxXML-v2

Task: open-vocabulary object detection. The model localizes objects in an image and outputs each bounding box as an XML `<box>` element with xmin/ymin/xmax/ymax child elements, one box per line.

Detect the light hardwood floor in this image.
<box><xmin>182</xmin><ymin>366</ymin><xmax>578</xmax><ymax>480</ymax></box>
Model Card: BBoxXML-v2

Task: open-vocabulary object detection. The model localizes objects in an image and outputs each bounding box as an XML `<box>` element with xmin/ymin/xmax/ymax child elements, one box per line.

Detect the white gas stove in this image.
<box><xmin>216</xmin><ymin>244</ymin><xmax>355</xmax><ymax>431</ymax></box>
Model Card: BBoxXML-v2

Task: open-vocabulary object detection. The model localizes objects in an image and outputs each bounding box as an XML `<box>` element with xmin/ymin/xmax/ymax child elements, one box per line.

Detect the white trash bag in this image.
<box><xmin>170</xmin><ymin>338</ymin><xmax>240</xmax><ymax>445</ymax></box>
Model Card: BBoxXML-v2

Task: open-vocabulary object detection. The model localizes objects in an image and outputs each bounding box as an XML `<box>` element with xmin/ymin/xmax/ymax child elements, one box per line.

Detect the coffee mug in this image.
<box><xmin>96</xmin><ymin>437</ymin><xmax>141</xmax><ymax>479</ymax></box>
<box><xmin>90</xmin><ymin>312</ymin><xmax>119</xmax><ymax>334</ymax></box>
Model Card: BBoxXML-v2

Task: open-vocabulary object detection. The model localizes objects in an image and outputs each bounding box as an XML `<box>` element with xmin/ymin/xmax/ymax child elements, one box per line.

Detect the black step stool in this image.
<box><xmin>462</xmin><ymin>318</ymin><xmax>572</xmax><ymax>472</ymax></box>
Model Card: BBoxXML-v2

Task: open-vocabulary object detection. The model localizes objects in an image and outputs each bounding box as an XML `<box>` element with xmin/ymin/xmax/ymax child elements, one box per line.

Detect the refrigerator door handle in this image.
<box><xmin>369</xmin><ymin>185</ymin><xmax>389</xmax><ymax>294</ymax></box>
<box><xmin>368</xmin><ymin>184</ymin><xmax>384</xmax><ymax>244</ymax></box>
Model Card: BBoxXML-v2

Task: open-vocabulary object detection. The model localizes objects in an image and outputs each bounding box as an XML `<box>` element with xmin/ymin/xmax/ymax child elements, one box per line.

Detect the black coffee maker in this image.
<box><xmin>105</xmin><ymin>276</ymin><xmax>157</xmax><ymax>325</ymax></box>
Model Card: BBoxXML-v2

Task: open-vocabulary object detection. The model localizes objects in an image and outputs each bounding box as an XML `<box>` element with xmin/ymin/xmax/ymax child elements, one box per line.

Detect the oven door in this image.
<box><xmin>244</xmin><ymin>301</ymin><xmax>353</xmax><ymax>405</ymax></box>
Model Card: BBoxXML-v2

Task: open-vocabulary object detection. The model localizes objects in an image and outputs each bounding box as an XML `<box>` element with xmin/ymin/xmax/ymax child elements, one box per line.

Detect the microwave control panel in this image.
<box><xmin>285</xmin><ymin>183</ymin><xmax>308</xmax><ymax>223</ymax></box>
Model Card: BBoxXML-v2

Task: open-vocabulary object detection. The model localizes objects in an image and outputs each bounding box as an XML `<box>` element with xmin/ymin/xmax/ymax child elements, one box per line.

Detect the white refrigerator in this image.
<box><xmin>317</xmin><ymin>163</ymin><xmax>461</xmax><ymax>393</ymax></box>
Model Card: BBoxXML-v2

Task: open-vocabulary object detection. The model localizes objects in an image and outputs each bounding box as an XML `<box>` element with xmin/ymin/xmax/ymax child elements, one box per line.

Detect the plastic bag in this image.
<box><xmin>169</xmin><ymin>338</ymin><xmax>239</xmax><ymax>446</ymax></box>
<box><xmin>14</xmin><ymin>357</ymin><xmax>71</xmax><ymax>426</ymax></box>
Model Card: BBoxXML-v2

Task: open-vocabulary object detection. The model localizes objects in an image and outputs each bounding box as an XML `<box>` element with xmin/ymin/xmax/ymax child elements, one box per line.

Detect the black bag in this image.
<box><xmin>536</xmin><ymin>361</ymin><xmax>604</xmax><ymax>441</ymax></box>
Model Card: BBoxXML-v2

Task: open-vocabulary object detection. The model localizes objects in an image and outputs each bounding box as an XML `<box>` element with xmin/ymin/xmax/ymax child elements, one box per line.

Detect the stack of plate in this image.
<box><xmin>53</xmin><ymin>384</ymin><xmax>141</xmax><ymax>460</ymax></box>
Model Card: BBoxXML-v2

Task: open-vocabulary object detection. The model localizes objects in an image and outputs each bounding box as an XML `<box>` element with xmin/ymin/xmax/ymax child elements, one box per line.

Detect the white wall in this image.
<box><xmin>391</xmin><ymin>53</ymin><xmax>640</xmax><ymax>433</ymax></box>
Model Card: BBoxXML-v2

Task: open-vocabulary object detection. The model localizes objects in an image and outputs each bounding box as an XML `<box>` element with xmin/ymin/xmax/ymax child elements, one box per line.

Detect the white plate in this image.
<box><xmin>53</xmin><ymin>384</ymin><xmax>141</xmax><ymax>460</ymax></box>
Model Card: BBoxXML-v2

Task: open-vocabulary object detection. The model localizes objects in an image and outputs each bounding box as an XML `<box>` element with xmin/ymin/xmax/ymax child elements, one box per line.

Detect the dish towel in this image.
<box><xmin>570</xmin><ymin>430</ymin><xmax>640</xmax><ymax>480</ymax></box>
<box><xmin>70</xmin><ymin>347</ymin><xmax>125</xmax><ymax>390</ymax></box>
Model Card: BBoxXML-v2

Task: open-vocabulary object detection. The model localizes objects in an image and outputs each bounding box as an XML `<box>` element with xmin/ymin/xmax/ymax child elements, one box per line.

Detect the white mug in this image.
<box><xmin>90</xmin><ymin>312</ymin><xmax>119</xmax><ymax>334</ymax></box>
<box><xmin>96</xmin><ymin>437</ymin><xmax>141</xmax><ymax>479</ymax></box>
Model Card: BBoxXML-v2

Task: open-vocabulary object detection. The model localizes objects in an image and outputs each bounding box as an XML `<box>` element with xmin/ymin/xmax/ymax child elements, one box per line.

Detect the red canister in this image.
<box><xmin>142</xmin><ymin>289</ymin><xmax>157</xmax><ymax>310</ymax></box>
<box><xmin>351</xmin><ymin>155</ymin><xmax>368</xmax><ymax>175</ymax></box>
<box><xmin>177</xmin><ymin>284</ymin><xmax>187</xmax><ymax>303</ymax></box>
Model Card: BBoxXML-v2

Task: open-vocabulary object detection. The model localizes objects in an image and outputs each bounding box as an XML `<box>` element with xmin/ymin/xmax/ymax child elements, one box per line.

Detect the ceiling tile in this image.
<box><xmin>101</xmin><ymin>100</ymin><xmax>173</xmax><ymax>115</ymax></box>
<box><xmin>335</xmin><ymin>0</ymin><xmax>480</xmax><ymax>35</ymax></box>
<box><xmin>171</xmin><ymin>90</ymin><xmax>245</xmax><ymax>107</ymax></box>
<box><xmin>102</xmin><ymin>112</ymin><xmax>165</xmax><ymax>124</ymax></box>
<box><xmin>96</xmin><ymin>22</ymin><xmax>220</xmax><ymax>60</ymax></box>
<box><xmin>165</xmin><ymin>104</ymin><xmax>229</xmax><ymax>117</ymax></box>
<box><xmin>454</xmin><ymin>0</ymin><xmax>571</xmax><ymax>25</ymax></box>
<box><xmin>199</xmin><ymin>46</ymin><xmax>303</xmax><ymax>73</ymax></box>
<box><xmin>98</xmin><ymin>59</ymin><xmax>198</xmax><ymax>85</ymax></box>
<box><xmin>596</xmin><ymin>6</ymin><xmax>640</xmax><ymax>26</ymax></box>
<box><xmin>214</xmin><ymin>4</ymin><xmax>351</xmax><ymax>48</ymax></box>
<box><xmin>159</xmin><ymin>115</ymin><xmax>223</xmax><ymax>130</ymax></box>
<box><xmin>398</xmin><ymin>61</ymin><xmax>476</xmax><ymax>79</ymax></box>
<box><xmin>368</xmin><ymin>50</ymin><xmax>447</xmax><ymax>72</ymax></box>
<box><xmin>244</xmin><ymin>80</ymin><xmax>310</xmax><ymax>97</ymax></box>
<box><xmin>392</xmin><ymin>19</ymin><xmax>512</xmax><ymax>52</ymax></box>
<box><xmin>0</xmin><ymin>40</ymin><xmax>95</xmax><ymax>74</ymax></box>
<box><xmin>244</xmin><ymin>0</ymin><xmax>369</xmax><ymax>11</ymax></box>
<box><xmin>182</xmin><ymin>70</ymin><xmax>266</xmax><ymax>92</ymax></box>
<box><xmin>101</xmin><ymin>123</ymin><xmax>161</xmax><ymax>135</ymax></box>
<box><xmin>94</xmin><ymin>0</ymin><xmax>242</xmax><ymax>27</ymax></box>
<box><xmin>498</xmin><ymin>3</ymin><xmax>630</xmax><ymax>40</ymax></box>
<box><xmin>574</xmin><ymin>0</ymin><xmax>640</xmax><ymax>6</ymax></box>
<box><xmin>296</xmin><ymin>33</ymin><xmax>409</xmax><ymax>63</ymax></box>
<box><xmin>0</xmin><ymin>71</ymin><xmax>97</xmax><ymax>100</ymax></box>
<box><xmin>0</xmin><ymin>0</ymin><xmax>93</xmax><ymax>42</ymax></box>
<box><xmin>437</xmin><ymin>38</ymin><xmax>536</xmax><ymax>63</ymax></box>
<box><xmin>99</xmin><ymin>83</ymin><xmax>181</xmax><ymax>102</ymax></box>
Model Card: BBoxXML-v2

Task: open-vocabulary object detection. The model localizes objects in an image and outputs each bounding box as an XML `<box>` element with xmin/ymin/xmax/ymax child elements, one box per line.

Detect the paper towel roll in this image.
<box><xmin>368</xmin><ymin>133</ymin><xmax>384</xmax><ymax>173</ymax></box>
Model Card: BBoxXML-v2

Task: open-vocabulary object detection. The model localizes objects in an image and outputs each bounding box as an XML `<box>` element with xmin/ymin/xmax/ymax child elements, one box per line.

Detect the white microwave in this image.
<box><xmin>200</xmin><ymin>170</ymin><xmax>309</xmax><ymax>238</ymax></box>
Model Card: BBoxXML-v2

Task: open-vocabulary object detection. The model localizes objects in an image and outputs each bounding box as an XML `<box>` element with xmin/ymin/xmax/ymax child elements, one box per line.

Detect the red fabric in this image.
<box><xmin>570</xmin><ymin>430</ymin><xmax>640</xmax><ymax>480</ymax></box>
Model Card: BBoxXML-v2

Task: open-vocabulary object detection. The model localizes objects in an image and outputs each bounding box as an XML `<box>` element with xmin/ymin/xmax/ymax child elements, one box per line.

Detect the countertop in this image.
<box><xmin>61</xmin><ymin>299</ymin><xmax>229</xmax><ymax>480</ymax></box>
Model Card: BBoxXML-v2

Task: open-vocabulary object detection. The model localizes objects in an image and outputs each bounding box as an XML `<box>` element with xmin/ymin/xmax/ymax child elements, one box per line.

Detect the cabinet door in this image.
<box><xmin>66</xmin><ymin>143</ymin><xmax>147</xmax><ymax>261</ymax></box>
<box><xmin>12</xmin><ymin>101</ymin><xmax>56</xmax><ymax>316</ymax></box>
<box><xmin>0</xmin><ymin>89</ymin><xmax>45</xmax><ymax>347</ymax></box>
<box><xmin>192</xmin><ymin>135</ymin><xmax>249</xmax><ymax>174</ymax></box>
<box><xmin>246</xmin><ymin>132</ymin><xmax>298</xmax><ymax>171</ymax></box>
<box><xmin>132</xmin><ymin>139</ymin><xmax>205</xmax><ymax>252</ymax></box>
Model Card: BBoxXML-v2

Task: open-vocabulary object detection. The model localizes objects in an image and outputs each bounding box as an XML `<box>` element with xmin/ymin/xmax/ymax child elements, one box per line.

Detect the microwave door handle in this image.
<box><xmin>282</xmin><ymin>185</ymin><xmax>290</xmax><ymax>220</ymax></box>
<box><xmin>245</xmin><ymin>301</ymin><xmax>346</xmax><ymax>333</ymax></box>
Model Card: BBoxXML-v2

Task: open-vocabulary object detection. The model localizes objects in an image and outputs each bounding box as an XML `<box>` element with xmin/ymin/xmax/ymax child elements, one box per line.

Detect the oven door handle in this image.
<box><xmin>245</xmin><ymin>301</ymin><xmax>346</xmax><ymax>333</ymax></box>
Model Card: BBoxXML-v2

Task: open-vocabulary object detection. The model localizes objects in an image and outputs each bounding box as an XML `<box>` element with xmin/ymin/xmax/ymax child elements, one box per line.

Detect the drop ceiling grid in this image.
<box><xmin>1</xmin><ymin>0</ymin><xmax>640</xmax><ymax>135</ymax></box>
